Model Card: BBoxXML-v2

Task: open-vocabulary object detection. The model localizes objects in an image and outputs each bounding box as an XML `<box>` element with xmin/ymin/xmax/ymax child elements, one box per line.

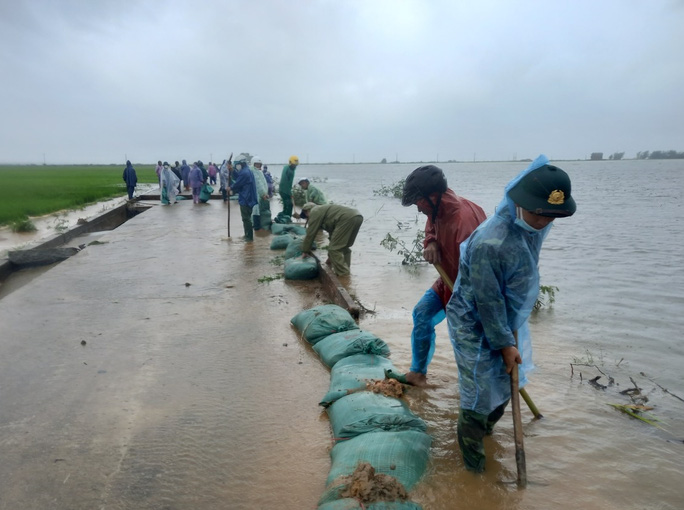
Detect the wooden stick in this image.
<box><xmin>511</xmin><ymin>331</ymin><xmax>527</xmax><ymax>487</ymax></box>
<box><xmin>226</xmin><ymin>153</ymin><xmax>233</xmax><ymax>238</ymax></box>
<box><xmin>434</xmin><ymin>262</ymin><xmax>542</xmax><ymax>419</ymax></box>
<box><xmin>520</xmin><ymin>388</ymin><xmax>543</xmax><ymax>419</ymax></box>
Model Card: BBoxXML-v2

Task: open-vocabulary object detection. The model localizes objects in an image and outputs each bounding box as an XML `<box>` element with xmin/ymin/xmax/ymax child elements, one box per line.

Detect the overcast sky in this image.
<box><xmin>1</xmin><ymin>0</ymin><xmax>682</xmax><ymax>165</ymax></box>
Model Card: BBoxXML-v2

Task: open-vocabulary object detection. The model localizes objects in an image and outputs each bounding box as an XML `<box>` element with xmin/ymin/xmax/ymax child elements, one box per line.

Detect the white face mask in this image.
<box><xmin>514</xmin><ymin>206</ymin><xmax>541</xmax><ymax>233</ymax></box>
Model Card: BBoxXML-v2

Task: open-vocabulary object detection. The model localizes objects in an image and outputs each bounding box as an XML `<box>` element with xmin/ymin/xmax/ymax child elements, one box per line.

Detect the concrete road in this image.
<box><xmin>0</xmin><ymin>200</ymin><xmax>332</xmax><ymax>510</ymax></box>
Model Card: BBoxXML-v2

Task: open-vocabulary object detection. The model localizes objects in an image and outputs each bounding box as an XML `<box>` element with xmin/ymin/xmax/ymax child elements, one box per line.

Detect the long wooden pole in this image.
<box><xmin>434</xmin><ymin>262</ymin><xmax>542</xmax><ymax>419</ymax></box>
<box><xmin>226</xmin><ymin>153</ymin><xmax>233</xmax><ymax>238</ymax></box>
<box><xmin>511</xmin><ymin>331</ymin><xmax>527</xmax><ymax>487</ymax></box>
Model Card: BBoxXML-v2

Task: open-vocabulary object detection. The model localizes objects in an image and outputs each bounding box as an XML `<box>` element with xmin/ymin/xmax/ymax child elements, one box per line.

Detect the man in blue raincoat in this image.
<box><xmin>122</xmin><ymin>160</ymin><xmax>137</xmax><ymax>200</ymax></box>
<box><xmin>227</xmin><ymin>157</ymin><xmax>258</xmax><ymax>241</ymax></box>
<box><xmin>446</xmin><ymin>155</ymin><xmax>576</xmax><ymax>472</ymax></box>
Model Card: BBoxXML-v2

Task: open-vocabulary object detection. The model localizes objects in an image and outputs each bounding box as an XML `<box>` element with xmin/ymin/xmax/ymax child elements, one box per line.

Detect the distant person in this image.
<box><xmin>227</xmin><ymin>157</ymin><xmax>258</xmax><ymax>241</ymax></box>
<box><xmin>160</xmin><ymin>162</ymin><xmax>180</xmax><ymax>205</ymax></box>
<box><xmin>155</xmin><ymin>160</ymin><xmax>163</xmax><ymax>185</ymax></box>
<box><xmin>188</xmin><ymin>162</ymin><xmax>204</xmax><ymax>204</ymax></box>
<box><xmin>250</xmin><ymin>157</ymin><xmax>271</xmax><ymax>230</ymax></box>
<box><xmin>196</xmin><ymin>161</ymin><xmax>208</xmax><ymax>183</ymax></box>
<box><xmin>219</xmin><ymin>159</ymin><xmax>231</xmax><ymax>202</ymax></box>
<box><xmin>274</xmin><ymin>155</ymin><xmax>299</xmax><ymax>223</ymax></box>
<box><xmin>400</xmin><ymin>165</ymin><xmax>486</xmax><ymax>387</ymax></box>
<box><xmin>300</xmin><ymin>202</ymin><xmax>363</xmax><ymax>277</ymax></box>
<box><xmin>172</xmin><ymin>161</ymin><xmax>182</xmax><ymax>193</ymax></box>
<box><xmin>446</xmin><ymin>155</ymin><xmax>576</xmax><ymax>473</ymax></box>
<box><xmin>208</xmin><ymin>162</ymin><xmax>218</xmax><ymax>185</ymax></box>
<box><xmin>180</xmin><ymin>159</ymin><xmax>191</xmax><ymax>191</ymax></box>
<box><xmin>263</xmin><ymin>164</ymin><xmax>274</xmax><ymax>197</ymax></box>
<box><xmin>122</xmin><ymin>160</ymin><xmax>138</xmax><ymax>200</ymax></box>
<box><xmin>300</xmin><ymin>177</ymin><xmax>326</xmax><ymax>205</ymax></box>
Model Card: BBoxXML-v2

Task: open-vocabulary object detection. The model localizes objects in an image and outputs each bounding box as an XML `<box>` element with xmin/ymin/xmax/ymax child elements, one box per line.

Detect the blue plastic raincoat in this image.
<box><xmin>446</xmin><ymin>155</ymin><xmax>554</xmax><ymax>415</ymax></box>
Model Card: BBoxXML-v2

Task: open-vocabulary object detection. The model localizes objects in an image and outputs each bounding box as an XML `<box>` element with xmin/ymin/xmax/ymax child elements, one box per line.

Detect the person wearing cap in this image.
<box><xmin>299</xmin><ymin>177</ymin><xmax>327</xmax><ymax>205</ymax></box>
<box><xmin>300</xmin><ymin>202</ymin><xmax>363</xmax><ymax>277</ymax></box>
<box><xmin>250</xmin><ymin>157</ymin><xmax>271</xmax><ymax>230</ymax></box>
<box><xmin>274</xmin><ymin>155</ymin><xmax>299</xmax><ymax>223</ymax></box>
<box><xmin>446</xmin><ymin>154</ymin><xmax>576</xmax><ymax>473</ymax></box>
<box><xmin>160</xmin><ymin>161</ymin><xmax>180</xmax><ymax>205</ymax></box>
<box><xmin>400</xmin><ymin>165</ymin><xmax>487</xmax><ymax>387</ymax></box>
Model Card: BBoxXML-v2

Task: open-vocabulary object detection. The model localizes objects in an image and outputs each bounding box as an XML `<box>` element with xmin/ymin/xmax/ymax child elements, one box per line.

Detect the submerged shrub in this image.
<box><xmin>11</xmin><ymin>218</ymin><xmax>37</xmax><ymax>232</ymax></box>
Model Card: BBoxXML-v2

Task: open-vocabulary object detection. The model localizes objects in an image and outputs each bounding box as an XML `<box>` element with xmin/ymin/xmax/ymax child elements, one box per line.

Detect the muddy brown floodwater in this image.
<box><xmin>1</xmin><ymin>161</ymin><xmax>683</xmax><ymax>510</ymax></box>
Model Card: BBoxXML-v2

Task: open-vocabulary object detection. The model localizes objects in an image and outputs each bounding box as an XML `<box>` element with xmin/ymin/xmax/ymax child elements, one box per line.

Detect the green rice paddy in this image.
<box><xmin>0</xmin><ymin>165</ymin><xmax>158</xmax><ymax>226</ymax></box>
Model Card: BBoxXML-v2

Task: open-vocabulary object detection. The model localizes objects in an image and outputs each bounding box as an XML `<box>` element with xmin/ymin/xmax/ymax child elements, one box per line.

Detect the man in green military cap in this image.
<box><xmin>446</xmin><ymin>154</ymin><xmax>576</xmax><ymax>473</ymax></box>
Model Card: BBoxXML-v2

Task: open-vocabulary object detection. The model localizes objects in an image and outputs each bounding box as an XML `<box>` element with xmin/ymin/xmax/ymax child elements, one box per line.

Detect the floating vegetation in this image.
<box><xmin>258</xmin><ymin>274</ymin><xmax>284</xmax><ymax>283</ymax></box>
<box><xmin>608</xmin><ymin>404</ymin><xmax>665</xmax><ymax>429</ymax></box>
<box><xmin>269</xmin><ymin>255</ymin><xmax>285</xmax><ymax>266</ymax></box>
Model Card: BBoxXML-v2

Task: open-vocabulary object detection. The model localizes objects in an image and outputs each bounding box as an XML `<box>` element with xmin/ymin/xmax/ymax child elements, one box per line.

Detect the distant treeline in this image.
<box><xmin>635</xmin><ymin>150</ymin><xmax>684</xmax><ymax>160</ymax></box>
<box><xmin>598</xmin><ymin>151</ymin><xmax>684</xmax><ymax>160</ymax></box>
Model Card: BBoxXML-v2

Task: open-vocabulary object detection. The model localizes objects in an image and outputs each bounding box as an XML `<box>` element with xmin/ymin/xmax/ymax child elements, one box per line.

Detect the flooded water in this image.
<box><xmin>308</xmin><ymin>159</ymin><xmax>684</xmax><ymax>509</ymax></box>
<box><xmin>1</xmin><ymin>160</ymin><xmax>682</xmax><ymax>509</ymax></box>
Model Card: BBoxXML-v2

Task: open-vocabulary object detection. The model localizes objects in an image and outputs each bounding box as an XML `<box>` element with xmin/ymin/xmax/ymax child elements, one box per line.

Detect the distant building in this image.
<box><xmin>590</xmin><ymin>152</ymin><xmax>604</xmax><ymax>160</ymax></box>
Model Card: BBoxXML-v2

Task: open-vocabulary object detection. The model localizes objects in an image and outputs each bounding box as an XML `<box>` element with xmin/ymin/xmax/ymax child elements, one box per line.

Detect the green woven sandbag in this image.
<box><xmin>287</xmin><ymin>224</ymin><xmax>307</xmax><ymax>235</ymax></box>
<box><xmin>326</xmin><ymin>392</ymin><xmax>426</xmax><ymax>441</ymax></box>
<box><xmin>270</xmin><ymin>223</ymin><xmax>288</xmax><ymax>235</ymax></box>
<box><xmin>317</xmin><ymin>498</ymin><xmax>422</xmax><ymax>510</ymax></box>
<box><xmin>270</xmin><ymin>233</ymin><xmax>297</xmax><ymax>250</ymax></box>
<box><xmin>326</xmin><ymin>430</ymin><xmax>431</xmax><ymax>491</ymax></box>
<box><xmin>291</xmin><ymin>304</ymin><xmax>359</xmax><ymax>345</ymax></box>
<box><xmin>284</xmin><ymin>255</ymin><xmax>319</xmax><ymax>280</ymax></box>
<box><xmin>271</xmin><ymin>223</ymin><xmax>308</xmax><ymax>236</ymax></box>
<box><xmin>313</xmin><ymin>330</ymin><xmax>390</xmax><ymax>368</ymax></box>
<box><xmin>319</xmin><ymin>354</ymin><xmax>394</xmax><ymax>407</ymax></box>
<box><xmin>285</xmin><ymin>237</ymin><xmax>305</xmax><ymax>259</ymax></box>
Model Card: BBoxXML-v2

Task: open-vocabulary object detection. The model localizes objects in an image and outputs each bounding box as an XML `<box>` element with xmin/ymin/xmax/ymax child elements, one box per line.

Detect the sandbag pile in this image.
<box><xmin>291</xmin><ymin>304</ymin><xmax>431</xmax><ymax>510</ymax></box>
<box><xmin>269</xmin><ymin>225</ymin><xmax>319</xmax><ymax>280</ymax></box>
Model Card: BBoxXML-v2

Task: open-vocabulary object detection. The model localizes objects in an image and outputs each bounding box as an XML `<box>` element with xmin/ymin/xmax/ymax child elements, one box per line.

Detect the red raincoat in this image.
<box><xmin>424</xmin><ymin>188</ymin><xmax>487</xmax><ymax>306</ymax></box>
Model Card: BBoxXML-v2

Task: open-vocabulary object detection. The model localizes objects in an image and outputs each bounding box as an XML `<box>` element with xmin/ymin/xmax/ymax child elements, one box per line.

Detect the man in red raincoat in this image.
<box><xmin>401</xmin><ymin>165</ymin><xmax>487</xmax><ymax>386</ymax></box>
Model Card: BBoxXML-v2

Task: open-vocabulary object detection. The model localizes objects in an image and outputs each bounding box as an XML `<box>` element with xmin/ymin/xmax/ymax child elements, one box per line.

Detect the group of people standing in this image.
<box><xmin>155</xmin><ymin>160</ymin><xmax>213</xmax><ymax>205</ymax></box>
<box><xmin>400</xmin><ymin>155</ymin><xmax>576</xmax><ymax>473</ymax></box>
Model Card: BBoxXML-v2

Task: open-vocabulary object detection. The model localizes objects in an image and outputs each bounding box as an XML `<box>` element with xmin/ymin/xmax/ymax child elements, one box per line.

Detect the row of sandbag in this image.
<box><xmin>269</xmin><ymin>223</ymin><xmax>319</xmax><ymax>280</ymax></box>
<box><xmin>291</xmin><ymin>304</ymin><xmax>431</xmax><ymax>510</ymax></box>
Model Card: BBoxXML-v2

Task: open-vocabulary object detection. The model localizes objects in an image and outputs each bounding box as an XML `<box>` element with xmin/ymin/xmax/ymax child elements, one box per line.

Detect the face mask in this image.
<box><xmin>514</xmin><ymin>206</ymin><xmax>542</xmax><ymax>233</ymax></box>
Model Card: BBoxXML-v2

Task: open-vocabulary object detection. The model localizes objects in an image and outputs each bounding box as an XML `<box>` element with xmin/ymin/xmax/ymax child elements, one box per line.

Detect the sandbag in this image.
<box><xmin>270</xmin><ymin>233</ymin><xmax>297</xmax><ymax>250</ymax></box>
<box><xmin>291</xmin><ymin>304</ymin><xmax>359</xmax><ymax>345</ymax></box>
<box><xmin>271</xmin><ymin>223</ymin><xmax>307</xmax><ymax>236</ymax></box>
<box><xmin>326</xmin><ymin>392</ymin><xmax>426</xmax><ymax>441</ymax></box>
<box><xmin>284</xmin><ymin>255</ymin><xmax>319</xmax><ymax>280</ymax></box>
<box><xmin>320</xmin><ymin>354</ymin><xmax>394</xmax><ymax>407</ymax></box>
<box><xmin>285</xmin><ymin>237</ymin><xmax>305</xmax><ymax>259</ymax></box>
<box><xmin>313</xmin><ymin>330</ymin><xmax>390</xmax><ymax>368</ymax></box>
<box><xmin>326</xmin><ymin>430</ymin><xmax>431</xmax><ymax>491</ymax></box>
<box><xmin>200</xmin><ymin>184</ymin><xmax>213</xmax><ymax>202</ymax></box>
